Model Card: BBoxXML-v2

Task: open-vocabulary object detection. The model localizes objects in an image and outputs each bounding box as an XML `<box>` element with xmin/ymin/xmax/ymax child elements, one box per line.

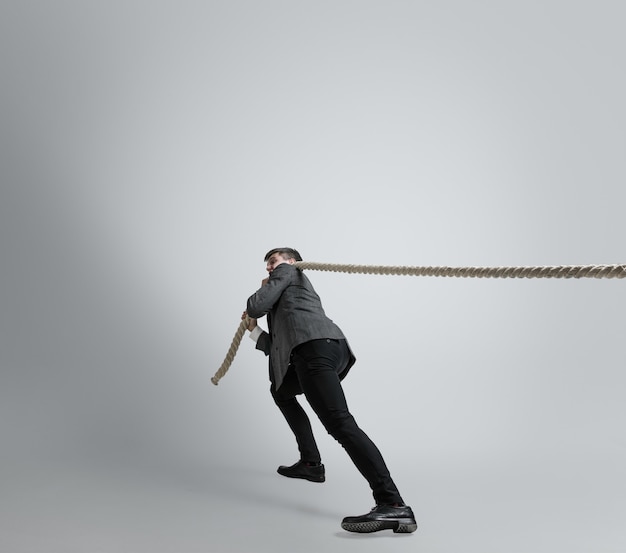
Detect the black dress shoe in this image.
<box><xmin>277</xmin><ymin>460</ymin><xmax>325</xmax><ymax>483</ymax></box>
<box><xmin>341</xmin><ymin>504</ymin><xmax>418</xmax><ymax>533</ymax></box>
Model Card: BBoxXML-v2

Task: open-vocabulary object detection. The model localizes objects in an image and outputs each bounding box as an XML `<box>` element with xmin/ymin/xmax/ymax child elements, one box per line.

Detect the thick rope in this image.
<box><xmin>211</xmin><ymin>261</ymin><xmax>625</xmax><ymax>385</ymax></box>
<box><xmin>211</xmin><ymin>315</ymin><xmax>250</xmax><ymax>385</ymax></box>
<box><xmin>295</xmin><ymin>261</ymin><xmax>626</xmax><ymax>279</ymax></box>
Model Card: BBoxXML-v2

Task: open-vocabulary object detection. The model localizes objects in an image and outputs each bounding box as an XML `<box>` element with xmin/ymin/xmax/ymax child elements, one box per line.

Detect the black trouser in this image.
<box><xmin>271</xmin><ymin>338</ymin><xmax>404</xmax><ymax>506</ymax></box>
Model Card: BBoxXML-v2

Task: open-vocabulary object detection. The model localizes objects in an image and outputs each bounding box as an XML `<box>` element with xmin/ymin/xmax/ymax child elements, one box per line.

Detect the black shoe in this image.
<box><xmin>277</xmin><ymin>460</ymin><xmax>325</xmax><ymax>483</ymax></box>
<box><xmin>341</xmin><ymin>504</ymin><xmax>418</xmax><ymax>533</ymax></box>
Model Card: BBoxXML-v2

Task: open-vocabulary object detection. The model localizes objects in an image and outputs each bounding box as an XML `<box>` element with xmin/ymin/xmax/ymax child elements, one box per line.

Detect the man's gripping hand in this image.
<box><xmin>241</xmin><ymin>311</ymin><xmax>257</xmax><ymax>331</ymax></box>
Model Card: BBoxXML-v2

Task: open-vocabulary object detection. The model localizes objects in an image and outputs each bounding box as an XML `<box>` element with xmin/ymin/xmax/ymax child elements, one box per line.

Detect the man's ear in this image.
<box><xmin>287</xmin><ymin>258</ymin><xmax>296</xmax><ymax>265</ymax></box>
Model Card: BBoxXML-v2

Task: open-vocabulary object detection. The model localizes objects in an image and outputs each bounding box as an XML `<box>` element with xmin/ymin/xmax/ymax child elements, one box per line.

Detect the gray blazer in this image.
<box><xmin>246</xmin><ymin>263</ymin><xmax>355</xmax><ymax>389</ymax></box>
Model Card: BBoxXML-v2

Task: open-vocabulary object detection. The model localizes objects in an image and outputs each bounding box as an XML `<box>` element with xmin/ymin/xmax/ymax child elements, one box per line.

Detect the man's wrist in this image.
<box><xmin>249</xmin><ymin>326</ymin><xmax>263</xmax><ymax>342</ymax></box>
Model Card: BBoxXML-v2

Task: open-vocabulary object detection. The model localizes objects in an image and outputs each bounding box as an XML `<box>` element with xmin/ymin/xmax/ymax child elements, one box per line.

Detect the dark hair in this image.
<box><xmin>263</xmin><ymin>247</ymin><xmax>303</xmax><ymax>262</ymax></box>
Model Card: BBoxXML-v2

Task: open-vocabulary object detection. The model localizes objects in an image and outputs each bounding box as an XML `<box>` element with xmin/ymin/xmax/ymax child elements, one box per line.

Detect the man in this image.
<box><xmin>243</xmin><ymin>247</ymin><xmax>417</xmax><ymax>534</ymax></box>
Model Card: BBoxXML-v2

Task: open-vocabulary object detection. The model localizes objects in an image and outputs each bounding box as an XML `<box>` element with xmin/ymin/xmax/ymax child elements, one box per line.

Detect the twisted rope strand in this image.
<box><xmin>295</xmin><ymin>262</ymin><xmax>626</xmax><ymax>279</ymax></box>
<box><xmin>212</xmin><ymin>261</ymin><xmax>625</xmax><ymax>385</ymax></box>
<box><xmin>211</xmin><ymin>316</ymin><xmax>250</xmax><ymax>385</ymax></box>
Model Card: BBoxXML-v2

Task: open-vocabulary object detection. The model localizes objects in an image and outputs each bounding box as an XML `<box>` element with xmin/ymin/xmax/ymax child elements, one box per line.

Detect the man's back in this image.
<box><xmin>247</xmin><ymin>263</ymin><xmax>351</xmax><ymax>388</ymax></box>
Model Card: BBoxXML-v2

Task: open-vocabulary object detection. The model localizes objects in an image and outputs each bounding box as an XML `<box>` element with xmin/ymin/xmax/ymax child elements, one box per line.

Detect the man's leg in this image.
<box><xmin>271</xmin><ymin>368</ymin><xmax>325</xmax><ymax>482</ymax></box>
<box><xmin>291</xmin><ymin>339</ymin><xmax>404</xmax><ymax>506</ymax></box>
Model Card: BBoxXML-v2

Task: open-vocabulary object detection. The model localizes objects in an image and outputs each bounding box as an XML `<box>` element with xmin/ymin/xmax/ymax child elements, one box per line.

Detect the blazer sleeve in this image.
<box><xmin>246</xmin><ymin>264</ymin><xmax>293</xmax><ymax>318</ymax></box>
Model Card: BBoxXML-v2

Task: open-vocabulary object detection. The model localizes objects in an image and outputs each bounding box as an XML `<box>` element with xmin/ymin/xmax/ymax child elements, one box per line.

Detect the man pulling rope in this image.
<box><xmin>212</xmin><ymin>259</ymin><xmax>625</xmax><ymax>386</ymax></box>
<box><xmin>211</xmin><ymin>254</ymin><xmax>625</xmax><ymax>534</ymax></box>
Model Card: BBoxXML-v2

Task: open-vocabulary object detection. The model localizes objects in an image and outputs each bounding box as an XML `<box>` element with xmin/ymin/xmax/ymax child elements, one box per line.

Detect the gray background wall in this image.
<box><xmin>1</xmin><ymin>1</ymin><xmax>624</xmax><ymax>552</ymax></box>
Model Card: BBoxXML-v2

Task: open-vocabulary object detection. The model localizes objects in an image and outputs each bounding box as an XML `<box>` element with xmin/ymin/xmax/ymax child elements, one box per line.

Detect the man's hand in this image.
<box><xmin>241</xmin><ymin>311</ymin><xmax>257</xmax><ymax>331</ymax></box>
<box><xmin>261</xmin><ymin>277</ymin><xmax>269</xmax><ymax>286</ymax></box>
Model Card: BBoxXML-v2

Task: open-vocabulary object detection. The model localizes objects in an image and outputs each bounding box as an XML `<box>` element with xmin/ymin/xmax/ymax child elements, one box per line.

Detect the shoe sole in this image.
<box><xmin>277</xmin><ymin>472</ymin><xmax>325</xmax><ymax>483</ymax></box>
<box><xmin>341</xmin><ymin>519</ymin><xmax>418</xmax><ymax>533</ymax></box>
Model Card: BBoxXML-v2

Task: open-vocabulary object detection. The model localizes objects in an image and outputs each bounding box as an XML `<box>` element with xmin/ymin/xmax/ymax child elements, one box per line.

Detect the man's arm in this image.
<box><xmin>243</xmin><ymin>311</ymin><xmax>271</xmax><ymax>356</ymax></box>
<box><xmin>246</xmin><ymin>264</ymin><xmax>292</xmax><ymax>318</ymax></box>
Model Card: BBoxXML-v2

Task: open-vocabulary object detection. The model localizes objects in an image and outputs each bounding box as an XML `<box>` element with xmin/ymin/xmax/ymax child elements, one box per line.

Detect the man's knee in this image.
<box><xmin>271</xmin><ymin>386</ymin><xmax>300</xmax><ymax>409</ymax></box>
<box><xmin>320</xmin><ymin>409</ymin><xmax>358</xmax><ymax>439</ymax></box>
<box><xmin>272</xmin><ymin>390</ymin><xmax>291</xmax><ymax>407</ymax></box>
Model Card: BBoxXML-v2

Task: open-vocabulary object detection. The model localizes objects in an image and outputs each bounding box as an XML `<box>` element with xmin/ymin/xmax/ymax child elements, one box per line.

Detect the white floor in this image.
<box><xmin>2</xmin><ymin>439</ymin><xmax>624</xmax><ymax>553</ymax></box>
